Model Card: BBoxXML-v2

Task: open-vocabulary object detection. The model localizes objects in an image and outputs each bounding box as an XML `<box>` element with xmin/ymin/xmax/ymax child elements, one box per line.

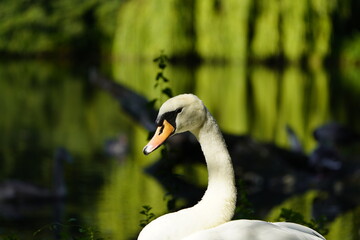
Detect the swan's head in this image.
<box><xmin>143</xmin><ymin>94</ymin><xmax>206</xmax><ymax>155</ymax></box>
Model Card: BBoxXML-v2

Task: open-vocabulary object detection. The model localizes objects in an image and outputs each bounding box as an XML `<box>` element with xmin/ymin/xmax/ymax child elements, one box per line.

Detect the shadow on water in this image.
<box><xmin>0</xmin><ymin>59</ymin><xmax>359</xmax><ymax>239</ymax></box>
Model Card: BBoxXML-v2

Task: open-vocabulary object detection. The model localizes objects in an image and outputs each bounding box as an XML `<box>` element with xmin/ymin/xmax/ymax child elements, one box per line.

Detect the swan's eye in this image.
<box><xmin>156</xmin><ymin>108</ymin><xmax>182</xmax><ymax>129</ymax></box>
<box><xmin>158</xmin><ymin>125</ymin><xmax>164</xmax><ymax>135</ymax></box>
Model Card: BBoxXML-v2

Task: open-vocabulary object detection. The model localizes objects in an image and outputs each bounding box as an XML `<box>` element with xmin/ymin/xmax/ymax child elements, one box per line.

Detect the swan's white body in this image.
<box><xmin>138</xmin><ymin>94</ymin><xmax>325</xmax><ymax>240</ymax></box>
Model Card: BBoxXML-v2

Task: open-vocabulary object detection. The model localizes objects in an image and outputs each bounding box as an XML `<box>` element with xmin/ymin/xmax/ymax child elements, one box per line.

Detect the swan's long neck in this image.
<box><xmin>137</xmin><ymin>107</ymin><xmax>237</xmax><ymax>240</ymax></box>
<box><xmin>192</xmin><ymin>110</ymin><xmax>237</xmax><ymax>226</ymax></box>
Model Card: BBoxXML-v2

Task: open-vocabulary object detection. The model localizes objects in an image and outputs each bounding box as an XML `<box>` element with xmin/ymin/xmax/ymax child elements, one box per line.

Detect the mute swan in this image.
<box><xmin>139</xmin><ymin>94</ymin><xmax>325</xmax><ymax>240</ymax></box>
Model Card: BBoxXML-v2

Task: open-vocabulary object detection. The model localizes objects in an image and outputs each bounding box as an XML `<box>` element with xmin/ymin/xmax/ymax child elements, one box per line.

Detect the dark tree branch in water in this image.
<box><xmin>89</xmin><ymin>69</ymin><xmax>157</xmax><ymax>132</ymax></box>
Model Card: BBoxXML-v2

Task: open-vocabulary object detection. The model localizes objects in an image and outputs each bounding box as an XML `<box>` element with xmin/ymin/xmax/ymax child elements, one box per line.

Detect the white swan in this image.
<box><xmin>139</xmin><ymin>94</ymin><xmax>325</xmax><ymax>240</ymax></box>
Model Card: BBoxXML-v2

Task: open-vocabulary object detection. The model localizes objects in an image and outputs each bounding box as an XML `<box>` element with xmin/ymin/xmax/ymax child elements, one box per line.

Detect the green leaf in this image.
<box><xmin>156</xmin><ymin>72</ymin><xmax>162</xmax><ymax>80</ymax></box>
<box><xmin>275</xmin><ymin>208</ymin><xmax>329</xmax><ymax>236</ymax></box>
<box><xmin>159</xmin><ymin>62</ymin><xmax>166</xmax><ymax>69</ymax></box>
<box><xmin>162</xmin><ymin>88</ymin><xmax>173</xmax><ymax>98</ymax></box>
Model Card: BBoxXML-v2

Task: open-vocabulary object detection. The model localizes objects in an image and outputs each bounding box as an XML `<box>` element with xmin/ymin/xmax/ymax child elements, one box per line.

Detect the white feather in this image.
<box><xmin>138</xmin><ymin>94</ymin><xmax>326</xmax><ymax>240</ymax></box>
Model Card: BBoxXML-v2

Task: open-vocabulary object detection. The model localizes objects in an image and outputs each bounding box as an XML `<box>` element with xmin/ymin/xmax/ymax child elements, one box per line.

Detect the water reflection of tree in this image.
<box><xmin>0</xmin><ymin>61</ymin><xmax>124</xmax><ymax>238</ymax></box>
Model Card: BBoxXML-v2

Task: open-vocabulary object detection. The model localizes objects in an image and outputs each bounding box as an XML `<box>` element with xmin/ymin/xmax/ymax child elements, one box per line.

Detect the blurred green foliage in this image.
<box><xmin>113</xmin><ymin>0</ymin><xmax>360</xmax><ymax>65</ymax></box>
<box><xmin>327</xmin><ymin>207</ymin><xmax>360</xmax><ymax>240</ymax></box>
<box><xmin>151</xmin><ymin>51</ymin><xmax>173</xmax><ymax>107</ymax></box>
<box><xmin>341</xmin><ymin>33</ymin><xmax>360</xmax><ymax>66</ymax></box>
<box><xmin>0</xmin><ymin>59</ymin><xmax>128</xmax><ymax>194</ymax></box>
<box><xmin>139</xmin><ymin>205</ymin><xmax>156</xmax><ymax>228</ymax></box>
<box><xmin>275</xmin><ymin>208</ymin><xmax>329</xmax><ymax>236</ymax></box>
<box><xmin>113</xmin><ymin>0</ymin><xmax>195</xmax><ymax>61</ymax></box>
<box><xmin>267</xmin><ymin>191</ymin><xmax>330</xmax><ymax>236</ymax></box>
<box><xmin>1</xmin><ymin>0</ymin><xmax>359</xmax><ymax>65</ymax></box>
<box><xmin>0</xmin><ymin>0</ymin><xmax>121</xmax><ymax>55</ymax></box>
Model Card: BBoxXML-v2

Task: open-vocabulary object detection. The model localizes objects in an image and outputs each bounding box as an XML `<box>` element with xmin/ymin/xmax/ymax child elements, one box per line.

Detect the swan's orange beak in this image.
<box><xmin>143</xmin><ymin>119</ymin><xmax>175</xmax><ymax>155</ymax></box>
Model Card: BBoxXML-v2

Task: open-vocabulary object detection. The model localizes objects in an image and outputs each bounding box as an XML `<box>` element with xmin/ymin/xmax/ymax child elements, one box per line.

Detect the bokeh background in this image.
<box><xmin>0</xmin><ymin>0</ymin><xmax>359</xmax><ymax>239</ymax></box>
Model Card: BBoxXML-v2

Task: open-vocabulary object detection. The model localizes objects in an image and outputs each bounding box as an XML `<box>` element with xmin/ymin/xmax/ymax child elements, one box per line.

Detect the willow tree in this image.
<box><xmin>113</xmin><ymin>0</ymin><xmax>195</xmax><ymax>61</ymax></box>
<box><xmin>113</xmin><ymin>0</ymin><xmax>338</xmax><ymax>64</ymax></box>
<box><xmin>195</xmin><ymin>0</ymin><xmax>251</xmax><ymax>62</ymax></box>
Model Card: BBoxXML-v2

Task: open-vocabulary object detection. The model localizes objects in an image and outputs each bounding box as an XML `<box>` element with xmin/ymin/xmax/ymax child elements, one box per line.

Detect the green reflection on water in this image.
<box><xmin>266</xmin><ymin>190</ymin><xmax>322</xmax><ymax>221</ymax></box>
<box><xmin>327</xmin><ymin>206</ymin><xmax>360</xmax><ymax>240</ymax></box>
<box><xmin>96</xmin><ymin>158</ymin><xmax>166</xmax><ymax>239</ymax></box>
<box><xmin>250</xmin><ymin>66</ymin><xmax>279</xmax><ymax>141</ymax></box>
<box><xmin>265</xmin><ymin>191</ymin><xmax>360</xmax><ymax>240</ymax></box>
<box><xmin>0</xmin><ymin>60</ymin><xmax>132</xmax><ymax>238</ymax></box>
<box><xmin>195</xmin><ymin>63</ymin><xmax>248</xmax><ymax>134</ymax></box>
<box><xmin>1</xmin><ymin>59</ymin><xmax>358</xmax><ymax>239</ymax></box>
<box><xmin>306</xmin><ymin>66</ymin><xmax>329</xmax><ymax>149</ymax></box>
<box><xmin>279</xmin><ymin>66</ymin><xmax>307</xmax><ymax>142</ymax></box>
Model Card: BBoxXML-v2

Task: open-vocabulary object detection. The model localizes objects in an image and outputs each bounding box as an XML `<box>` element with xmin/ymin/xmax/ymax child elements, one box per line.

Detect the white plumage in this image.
<box><xmin>138</xmin><ymin>94</ymin><xmax>325</xmax><ymax>240</ymax></box>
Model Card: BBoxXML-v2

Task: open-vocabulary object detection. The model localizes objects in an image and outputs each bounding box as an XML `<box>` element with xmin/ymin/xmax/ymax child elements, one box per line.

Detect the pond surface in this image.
<box><xmin>0</xmin><ymin>59</ymin><xmax>359</xmax><ymax>240</ymax></box>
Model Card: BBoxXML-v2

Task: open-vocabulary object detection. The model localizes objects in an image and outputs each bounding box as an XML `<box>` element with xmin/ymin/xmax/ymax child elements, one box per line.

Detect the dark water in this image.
<box><xmin>0</xmin><ymin>59</ymin><xmax>359</xmax><ymax>240</ymax></box>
